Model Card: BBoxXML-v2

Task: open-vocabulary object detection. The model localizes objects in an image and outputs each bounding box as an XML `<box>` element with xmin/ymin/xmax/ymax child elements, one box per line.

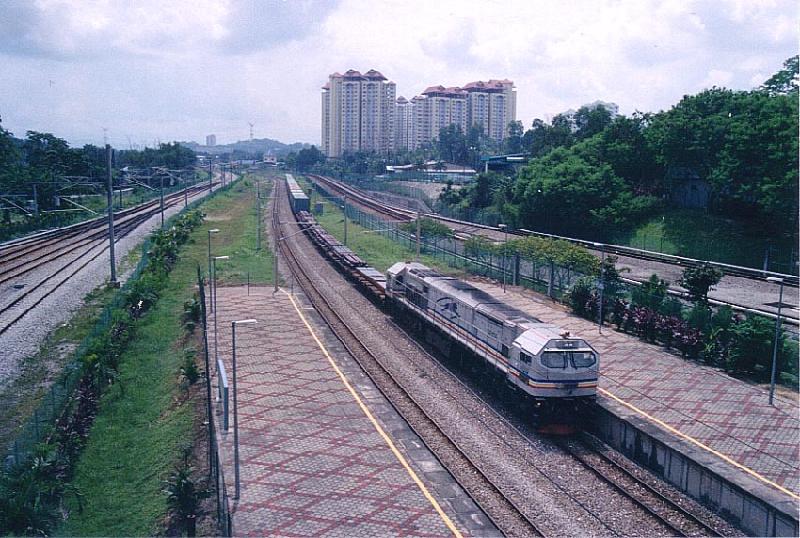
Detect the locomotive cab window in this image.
<box><xmin>501</xmin><ymin>344</ymin><xmax>509</xmax><ymax>358</ymax></box>
<box><xmin>541</xmin><ymin>352</ymin><xmax>567</xmax><ymax>369</ymax></box>
<box><xmin>542</xmin><ymin>351</ymin><xmax>596</xmax><ymax>369</ymax></box>
<box><xmin>571</xmin><ymin>352</ymin><xmax>596</xmax><ymax>368</ymax></box>
<box><xmin>519</xmin><ymin>352</ymin><xmax>531</xmax><ymax>364</ymax></box>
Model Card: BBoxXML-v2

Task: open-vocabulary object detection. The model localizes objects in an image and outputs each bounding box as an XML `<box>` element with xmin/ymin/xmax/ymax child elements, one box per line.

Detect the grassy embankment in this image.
<box><xmin>62</xmin><ymin>174</ymin><xmax>272</xmax><ymax>536</ymax></box>
<box><xmin>617</xmin><ymin>210</ymin><xmax>796</xmax><ymax>274</ymax></box>
<box><xmin>301</xmin><ymin>179</ymin><xmax>445</xmax><ymax>273</ymax></box>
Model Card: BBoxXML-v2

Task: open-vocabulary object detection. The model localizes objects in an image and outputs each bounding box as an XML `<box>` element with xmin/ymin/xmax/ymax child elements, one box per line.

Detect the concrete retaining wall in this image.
<box><xmin>593</xmin><ymin>402</ymin><xmax>799</xmax><ymax>537</ymax></box>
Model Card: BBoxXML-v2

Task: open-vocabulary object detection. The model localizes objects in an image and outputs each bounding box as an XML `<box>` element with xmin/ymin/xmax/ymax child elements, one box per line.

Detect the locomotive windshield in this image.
<box><xmin>541</xmin><ymin>351</ymin><xmax>596</xmax><ymax>369</ymax></box>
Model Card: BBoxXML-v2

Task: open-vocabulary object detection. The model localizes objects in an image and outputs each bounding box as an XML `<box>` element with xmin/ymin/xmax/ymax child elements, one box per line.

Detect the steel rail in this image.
<box><xmin>0</xmin><ymin>183</ymin><xmax>213</xmax><ymax>256</ymax></box>
<box><xmin>309</xmin><ymin>174</ymin><xmax>798</xmax><ymax>287</ymax></box>
<box><xmin>0</xmin><ymin>185</ymin><xmax>212</xmax><ymax>285</ymax></box>
<box><xmin>557</xmin><ymin>436</ymin><xmax>724</xmax><ymax>537</ymax></box>
<box><xmin>273</xmin><ymin>179</ymin><xmax>545</xmax><ymax>538</ymax></box>
<box><xmin>0</xmin><ymin>184</ymin><xmax>214</xmax><ymax>336</ymax></box>
<box><xmin>565</xmin><ymin>433</ymin><xmax>724</xmax><ymax>537</ymax></box>
<box><xmin>306</xmin><ymin>175</ymin><xmax>799</xmax><ymax>325</ymax></box>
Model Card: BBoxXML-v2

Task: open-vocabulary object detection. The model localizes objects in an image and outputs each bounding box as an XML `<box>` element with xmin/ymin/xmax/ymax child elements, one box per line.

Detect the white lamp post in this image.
<box><xmin>207</xmin><ymin>229</ymin><xmax>220</xmax><ymax>310</ymax></box>
<box><xmin>231</xmin><ymin>318</ymin><xmax>257</xmax><ymax>500</ymax></box>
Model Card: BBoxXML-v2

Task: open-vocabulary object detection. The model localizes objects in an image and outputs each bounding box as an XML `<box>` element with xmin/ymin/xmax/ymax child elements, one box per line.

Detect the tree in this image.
<box><xmin>631</xmin><ymin>274</ymin><xmax>669</xmax><ymax>310</ymax></box>
<box><xmin>760</xmin><ymin>55</ymin><xmax>798</xmax><ymax>96</ymax></box>
<box><xmin>728</xmin><ymin>314</ymin><xmax>788</xmax><ymax>377</ymax></box>
<box><xmin>399</xmin><ymin>217</ymin><xmax>453</xmax><ymax>240</ymax></box>
<box><xmin>504</xmin><ymin>120</ymin><xmax>524</xmax><ymax>154</ymax></box>
<box><xmin>679</xmin><ymin>264</ymin><xmax>723</xmax><ymax>303</ymax></box>
<box><xmin>296</xmin><ymin>145</ymin><xmax>325</xmax><ymax>172</ymax></box>
<box><xmin>574</xmin><ymin>105</ymin><xmax>613</xmax><ymax>140</ymax></box>
<box><xmin>0</xmin><ymin>117</ymin><xmax>24</xmax><ymax>193</ymax></box>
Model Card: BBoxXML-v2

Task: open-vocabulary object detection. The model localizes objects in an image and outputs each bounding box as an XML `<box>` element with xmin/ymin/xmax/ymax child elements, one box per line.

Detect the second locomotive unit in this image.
<box><xmin>386</xmin><ymin>261</ymin><xmax>599</xmax><ymax>415</ymax></box>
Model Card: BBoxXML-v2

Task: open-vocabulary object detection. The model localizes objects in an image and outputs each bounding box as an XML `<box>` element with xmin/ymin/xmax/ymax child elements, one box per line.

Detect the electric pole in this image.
<box><xmin>106</xmin><ymin>145</ymin><xmax>117</xmax><ymax>286</ymax></box>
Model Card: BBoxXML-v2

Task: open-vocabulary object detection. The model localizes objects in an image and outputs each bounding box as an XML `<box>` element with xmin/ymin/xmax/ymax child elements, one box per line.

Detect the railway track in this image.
<box><xmin>557</xmin><ymin>433</ymin><xmax>724</xmax><ymax>537</ymax></box>
<box><xmin>273</xmin><ymin>179</ymin><xmax>545</xmax><ymax>537</ymax></box>
<box><xmin>277</xmin><ymin>175</ymin><xmax>740</xmax><ymax>536</ymax></box>
<box><xmin>309</xmin><ymin>174</ymin><xmax>797</xmax><ymax>286</ymax></box>
<box><xmin>307</xmin><ymin>174</ymin><xmax>799</xmax><ymax>325</ymax></box>
<box><xmin>0</xmin><ymin>183</ymin><xmax>215</xmax><ymax>336</ymax></box>
<box><xmin>386</xmin><ymin>315</ymin><xmax>734</xmax><ymax>537</ymax></box>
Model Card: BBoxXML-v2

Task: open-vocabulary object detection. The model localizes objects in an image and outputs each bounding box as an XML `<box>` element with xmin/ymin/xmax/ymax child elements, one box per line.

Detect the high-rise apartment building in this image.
<box><xmin>205</xmin><ymin>134</ymin><xmax>216</xmax><ymax>147</ymax></box>
<box><xmin>393</xmin><ymin>96</ymin><xmax>414</xmax><ymax>152</ymax></box>
<box><xmin>321</xmin><ymin>69</ymin><xmax>396</xmax><ymax>157</ymax></box>
<box><xmin>399</xmin><ymin>79</ymin><xmax>515</xmax><ymax>151</ymax></box>
<box><xmin>321</xmin><ymin>70</ymin><xmax>516</xmax><ymax>155</ymax></box>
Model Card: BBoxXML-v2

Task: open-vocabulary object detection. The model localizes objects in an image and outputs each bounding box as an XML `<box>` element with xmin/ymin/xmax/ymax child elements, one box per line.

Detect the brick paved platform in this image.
<box><xmin>208</xmin><ymin>286</ymin><xmax>494</xmax><ymax>537</ymax></box>
<box><xmin>468</xmin><ymin>279</ymin><xmax>799</xmax><ymax>502</ymax></box>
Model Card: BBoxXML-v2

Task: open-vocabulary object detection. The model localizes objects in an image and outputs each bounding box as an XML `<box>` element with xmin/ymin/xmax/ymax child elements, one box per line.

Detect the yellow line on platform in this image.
<box><xmin>284</xmin><ymin>291</ymin><xmax>464</xmax><ymax>538</ymax></box>
<box><xmin>599</xmin><ymin>387</ymin><xmax>800</xmax><ymax>501</ymax></box>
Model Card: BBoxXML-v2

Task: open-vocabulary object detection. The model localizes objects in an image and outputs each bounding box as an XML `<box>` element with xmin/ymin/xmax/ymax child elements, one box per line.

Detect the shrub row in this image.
<box><xmin>0</xmin><ymin>209</ymin><xmax>204</xmax><ymax>536</ymax></box>
<box><xmin>567</xmin><ymin>274</ymin><xmax>796</xmax><ymax>385</ymax></box>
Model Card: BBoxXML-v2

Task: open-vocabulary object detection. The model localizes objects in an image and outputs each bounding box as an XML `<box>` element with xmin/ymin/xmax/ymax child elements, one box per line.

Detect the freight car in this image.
<box><xmin>286</xmin><ymin>174</ymin><xmax>310</xmax><ymax>212</ymax></box>
<box><xmin>285</xmin><ymin>175</ymin><xmax>598</xmax><ymax>420</ymax></box>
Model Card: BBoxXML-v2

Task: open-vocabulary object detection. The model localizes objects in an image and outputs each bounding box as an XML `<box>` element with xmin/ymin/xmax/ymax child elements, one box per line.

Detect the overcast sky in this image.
<box><xmin>0</xmin><ymin>0</ymin><xmax>796</xmax><ymax>148</ymax></box>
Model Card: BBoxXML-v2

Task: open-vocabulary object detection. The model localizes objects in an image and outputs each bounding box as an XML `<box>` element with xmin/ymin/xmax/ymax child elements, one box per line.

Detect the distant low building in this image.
<box><xmin>385</xmin><ymin>161</ymin><xmax>476</xmax><ymax>183</ymax></box>
<box><xmin>206</xmin><ymin>134</ymin><xmax>217</xmax><ymax>147</ymax></box>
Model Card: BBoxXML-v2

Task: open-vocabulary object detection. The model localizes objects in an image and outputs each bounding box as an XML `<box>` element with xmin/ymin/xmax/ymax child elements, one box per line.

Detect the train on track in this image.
<box><xmin>287</xmin><ymin>175</ymin><xmax>599</xmax><ymax>423</ymax></box>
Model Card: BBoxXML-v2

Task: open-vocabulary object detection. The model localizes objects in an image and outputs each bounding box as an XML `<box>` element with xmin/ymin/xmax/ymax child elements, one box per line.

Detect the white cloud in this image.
<box><xmin>0</xmin><ymin>0</ymin><xmax>796</xmax><ymax>146</ymax></box>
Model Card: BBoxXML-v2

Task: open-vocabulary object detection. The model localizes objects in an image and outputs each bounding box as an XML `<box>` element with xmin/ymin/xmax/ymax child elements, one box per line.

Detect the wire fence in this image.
<box><xmin>3</xmin><ymin>240</ymin><xmax>152</xmax><ymax>469</ymax></box>
<box><xmin>197</xmin><ymin>270</ymin><xmax>232</xmax><ymax>537</ymax></box>
<box><xmin>3</xmin><ymin>185</ymin><xmax>223</xmax><ymax>470</ymax></box>
<box><xmin>312</xmin><ymin>183</ymin><xmax>606</xmax><ymax>301</ymax></box>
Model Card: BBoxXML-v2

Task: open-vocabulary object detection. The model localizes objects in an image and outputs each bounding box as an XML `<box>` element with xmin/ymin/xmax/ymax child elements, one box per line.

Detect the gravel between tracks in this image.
<box><xmin>0</xmin><ymin>186</ymin><xmax>215</xmax><ymax>388</ymax></box>
<box><xmin>275</xmin><ymin>184</ymin><xmax>727</xmax><ymax>537</ymax></box>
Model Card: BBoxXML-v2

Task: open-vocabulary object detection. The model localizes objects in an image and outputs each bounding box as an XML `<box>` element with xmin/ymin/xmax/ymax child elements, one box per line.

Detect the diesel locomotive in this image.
<box><xmin>386</xmin><ymin>262</ymin><xmax>598</xmax><ymax>415</ymax></box>
<box><xmin>288</xmin><ymin>174</ymin><xmax>599</xmax><ymax>420</ymax></box>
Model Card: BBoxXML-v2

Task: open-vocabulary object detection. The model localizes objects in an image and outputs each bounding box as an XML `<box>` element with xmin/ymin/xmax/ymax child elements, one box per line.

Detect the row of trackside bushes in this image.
<box><xmin>0</xmin><ymin>208</ymin><xmax>205</xmax><ymax>536</ymax></box>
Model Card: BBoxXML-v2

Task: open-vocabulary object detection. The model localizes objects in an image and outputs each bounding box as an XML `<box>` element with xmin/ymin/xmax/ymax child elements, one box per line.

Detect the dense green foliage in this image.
<box><xmin>439</xmin><ymin>57</ymin><xmax>799</xmax><ymax>243</ymax></box>
<box><xmin>0</xmin><ymin>122</ymin><xmax>196</xmax><ymax>214</ymax></box>
<box><xmin>398</xmin><ymin>217</ymin><xmax>454</xmax><ymax>239</ymax></box>
<box><xmin>0</xmin><ymin>208</ymin><xmax>204</xmax><ymax>536</ymax></box>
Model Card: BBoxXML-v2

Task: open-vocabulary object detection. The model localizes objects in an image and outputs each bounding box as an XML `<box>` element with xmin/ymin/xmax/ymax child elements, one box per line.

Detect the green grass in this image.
<box><xmin>615</xmin><ymin>210</ymin><xmax>796</xmax><ymax>273</ymax></box>
<box><xmin>0</xmin><ymin>286</ymin><xmax>117</xmax><ymax>453</ymax></box>
<box><xmin>306</xmin><ymin>184</ymin><xmax>445</xmax><ymax>273</ymax></box>
<box><xmin>62</xmin><ymin>175</ymin><xmax>271</xmax><ymax>536</ymax></box>
<box><xmin>208</xmin><ymin>176</ymin><xmax>275</xmax><ymax>286</ymax></box>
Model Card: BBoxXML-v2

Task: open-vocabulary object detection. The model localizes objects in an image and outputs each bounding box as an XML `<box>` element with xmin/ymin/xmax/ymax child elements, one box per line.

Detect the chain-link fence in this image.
<box><xmin>3</xmin><ymin>186</ymin><xmax>222</xmax><ymax>470</ymax></box>
<box><xmin>197</xmin><ymin>270</ymin><xmax>232</xmax><ymax>537</ymax></box>
<box><xmin>3</xmin><ymin>240</ymin><xmax>152</xmax><ymax>469</ymax></box>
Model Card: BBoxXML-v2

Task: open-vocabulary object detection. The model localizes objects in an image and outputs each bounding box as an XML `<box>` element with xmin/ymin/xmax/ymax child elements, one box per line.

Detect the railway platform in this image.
<box><xmin>209</xmin><ymin>285</ymin><xmax>495</xmax><ymax>537</ymax></box>
<box><xmin>468</xmin><ymin>278</ymin><xmax>799</xmax><ymax>535</ymax></box>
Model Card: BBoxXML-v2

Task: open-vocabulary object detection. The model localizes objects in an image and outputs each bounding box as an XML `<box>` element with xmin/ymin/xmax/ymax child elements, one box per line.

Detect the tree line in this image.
<box><xmin>0</xmin><ymin>124</ymin><xmax>196</xmax><ymax>213</ymax></box>
<box><xmin>441</xmin><ymin>56</ymin><xmax>799</xmax><ymax>241</ymax></box>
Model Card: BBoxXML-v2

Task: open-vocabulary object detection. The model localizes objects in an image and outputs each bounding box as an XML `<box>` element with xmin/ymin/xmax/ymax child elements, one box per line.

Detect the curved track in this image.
<box><xmin>274</xmin><ymin>176</ymin><xmax>740</xmax><ymax>537</ymax></box>
<box><xmin>307</xmin><ymin>174</ymin><xmax>798</xmax><ymax>324</ymax></box>
<box><xmin>274</xmin><ymin>178</ymin><xmax>545</xmax><ymax>537</ymax></box>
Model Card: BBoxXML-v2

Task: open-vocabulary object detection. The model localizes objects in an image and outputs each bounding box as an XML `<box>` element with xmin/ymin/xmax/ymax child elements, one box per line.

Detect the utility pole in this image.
<box><xmin>415</xmin><ymin>211</ymin><xmax>421</xmax><ymax>261</ymax></box>
<box><xmin>159</xmin><ymin>173</ymin><xmax>165</xmax><ymax>228</ymax></box>
<box><xmin>106</xmin><ymin>145</ymin><xmax>117</xmax><ymax>286</ymax></box>
<box><xmin>208</xmin><ymin>159</ymin><xmax>213</xmax><ymax>192</ymax></box>
<box><xmin>343</xmin><ymin>195</ymin><xmax>348</xmax><ymax>246</ymax></box>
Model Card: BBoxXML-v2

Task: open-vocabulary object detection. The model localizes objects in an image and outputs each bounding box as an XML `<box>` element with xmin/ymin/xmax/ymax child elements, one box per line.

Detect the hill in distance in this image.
<box><xmin>179</xmin><ymin>137</ymin><xmax>311</xmax><ymax>157</ymax></box>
